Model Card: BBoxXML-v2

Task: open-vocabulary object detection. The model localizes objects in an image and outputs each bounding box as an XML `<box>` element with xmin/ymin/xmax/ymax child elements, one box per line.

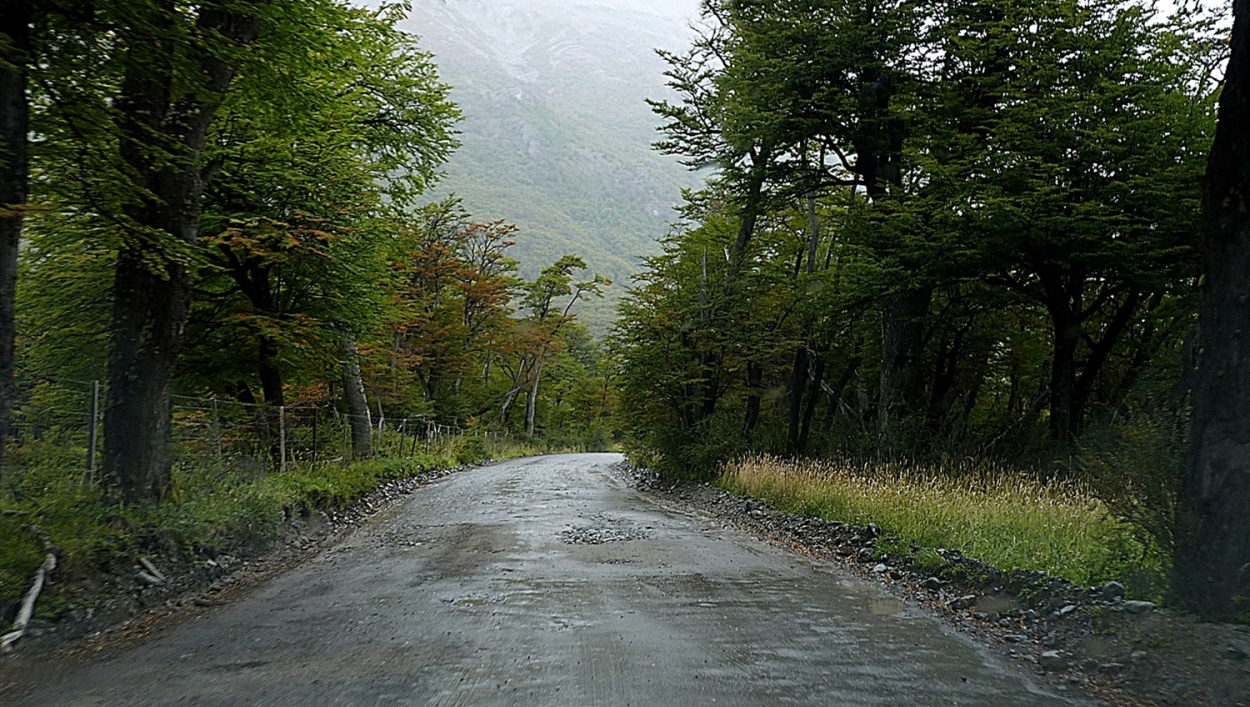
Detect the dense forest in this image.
<box><xmin>611</xmin><ymin>0</ymin><xmax>1250</xmax><ymax>618</ymax></box>
<box><xmin>617</xmin><ymin>0</ymin><xmax>1219</xmax><ymax>466</ymax></box>
<box><xmin>0</xmin><ymin>0</ymin><xmax>615</xmax><ymax>502</ymax></box>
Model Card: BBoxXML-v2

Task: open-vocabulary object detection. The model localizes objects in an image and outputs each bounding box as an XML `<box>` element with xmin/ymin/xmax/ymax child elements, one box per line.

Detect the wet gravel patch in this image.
<box><xmin>622</xmin><ymin>462</ymin><xmax>1250</xmax><ymax>707</ymax></box>
<box><xmin>561</xmin><ymin>514</ymin><xmax>654</xmax><ymax>545</ymax></box>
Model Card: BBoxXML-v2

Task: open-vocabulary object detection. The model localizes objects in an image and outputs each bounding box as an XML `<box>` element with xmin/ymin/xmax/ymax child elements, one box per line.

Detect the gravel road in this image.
<box><xmin>3</xmin><ymin>454</ymin><xmax>1088</xmax><ymax>706</ymax></box>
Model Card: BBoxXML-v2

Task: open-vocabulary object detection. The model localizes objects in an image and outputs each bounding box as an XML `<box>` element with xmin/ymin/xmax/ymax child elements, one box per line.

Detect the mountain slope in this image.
<box><xmin>400</xmin><ymin>0</ymin><xmax>703</xmax><ymax>328</ymax></box>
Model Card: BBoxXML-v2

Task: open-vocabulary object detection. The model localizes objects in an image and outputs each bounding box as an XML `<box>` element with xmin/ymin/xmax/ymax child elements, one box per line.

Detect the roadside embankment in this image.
<box><xmin>627</xmin><ymin>460</ymin><xmax>1250</xmax><ymax>707</ymax></box>
<box><xmin>0</xmin><ymin>434</ymin><xmax>541</xmax><ymax>654</ymax></box>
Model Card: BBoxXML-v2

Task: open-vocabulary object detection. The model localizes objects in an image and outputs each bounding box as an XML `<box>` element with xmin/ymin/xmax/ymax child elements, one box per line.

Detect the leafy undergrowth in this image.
<box><xmin>719</xmin><ymin>455</ymin><xmax>1166</xmax><ymax>599</ymax></box>
<box><xmin>0</xmin><ymin>433</ymin><xmax>545</xmax><ymax>617</ymax></box>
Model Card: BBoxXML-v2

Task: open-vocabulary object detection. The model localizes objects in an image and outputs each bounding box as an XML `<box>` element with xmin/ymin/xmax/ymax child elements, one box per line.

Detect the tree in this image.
<box><xmin>376</xmin><ymin>201</ymin><xmax>516</xmax><ymax>422</ymax></box>
<box><xmin>621</xmin><ymin>0</ymin><xmax>1220</xmax><ymax>474</ymax></box>
<box><xmin>520</xmin><ymin>256</ymin><xmax>606</xmax><ymax>436</ymax></box>
<box><xmin>95</xmin><ymin>1</ymin><xmax>266</xmax><ymax>500</ymax></box>
<box><xmin>0</xmin><ymin>0</ymin><xmax>31</xmax><ymax>463</ymax></box>
<box><xmin>921</xmin><ymin>0</ymin><xmax>1213</xmax><ymax>442</ymax></box>
<box><xmin>1174</xmin><ymin>0</ymin><xmax>1250</xmax><ymax>621</ymax></box>
<box><xmin>186</xmin><ymin>0</ymin><xmax>457</xmax><ymax>415</ymax></box>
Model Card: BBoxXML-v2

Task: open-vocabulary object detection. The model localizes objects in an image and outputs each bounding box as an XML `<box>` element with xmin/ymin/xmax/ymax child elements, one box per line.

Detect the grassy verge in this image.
<box><xmin>0</xmin><ymin>432</ymin><xmax>544</xmax><ymax>616</ymax></box>
<box><xmin>719</xmin><ymin>455</ymin><xmax>1166</xmax><ymax>599</ymax></box>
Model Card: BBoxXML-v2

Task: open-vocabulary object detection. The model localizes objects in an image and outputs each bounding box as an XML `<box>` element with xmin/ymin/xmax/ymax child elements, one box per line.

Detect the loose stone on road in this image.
<box><xmin>4</xmin><ymin>454</ymin><xmax>1087</xmax><ymax>705</ymax></box>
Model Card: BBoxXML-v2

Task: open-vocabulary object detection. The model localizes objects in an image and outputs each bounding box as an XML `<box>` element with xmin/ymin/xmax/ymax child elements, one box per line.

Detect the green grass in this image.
<box><xmin>719</xmin><ymin>455</ymin><xmax>1166</xmax><ymax>598</ymax></box>
<box><xmin>0</xmin><ymin>431</ymin><xmax>547</xmax><ymax>613</ymax></box>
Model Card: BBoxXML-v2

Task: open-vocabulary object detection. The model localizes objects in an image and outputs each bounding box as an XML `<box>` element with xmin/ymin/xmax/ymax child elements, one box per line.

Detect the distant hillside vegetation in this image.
<box><xmin>402</xmin><ymin>0</ymin><xmax>703</xmax><ymax>331</ymax></box>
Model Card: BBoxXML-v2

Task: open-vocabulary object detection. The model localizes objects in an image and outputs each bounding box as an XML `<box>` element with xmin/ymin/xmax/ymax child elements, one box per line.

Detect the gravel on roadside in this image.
<box><xmin>622</xmin><ymin>462</ymin><xmax>1250</xmax><ymax>707</ymax></box>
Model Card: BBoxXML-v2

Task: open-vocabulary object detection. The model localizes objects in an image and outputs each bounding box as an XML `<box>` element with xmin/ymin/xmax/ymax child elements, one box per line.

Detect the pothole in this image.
<box><xmin>561</xmin><ymin>514</ymin><xmax>654</xmax><ymax>545</ymax></box>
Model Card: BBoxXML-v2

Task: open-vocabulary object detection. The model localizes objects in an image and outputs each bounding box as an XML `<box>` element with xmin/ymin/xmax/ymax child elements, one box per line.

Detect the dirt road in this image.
<box><xmin>3</xmin><ymin>454</ymin><xmax>1086</xmax><ymax>705</ymax></box>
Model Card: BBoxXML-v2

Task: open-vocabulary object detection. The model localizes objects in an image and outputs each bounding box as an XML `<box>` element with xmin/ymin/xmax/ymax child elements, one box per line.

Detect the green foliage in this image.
<box><xmin>1080</xmin><ymin>410</ymin><xmax>1188</xmax><ymax>559</ymax></box>
<box><xmin>451</xmin><ymin>435</ymin><xmax>489</xmax><ymax>466</ymax></box>
<box><xmin>915</xmin><ymin>548</ymin><xmax>947</xmax><ymax>575</ymax></box>
<box><xmin>616</xmin><ymin>2</ymin><xmax>1224</xmax><ymax>593</ymax></box>
<box><xmin>0</xmin><ymin>433</ymin><xmax>507</xmax><ymax>609</ymax></box>
<box><xmin>13</xmin><ymin>0</ymin><xmax>618</xmax><ymax>483</ymax></box>
<box><xmin>183</xmin><ymin>0</ymin><xmax>460</xmax><ymax>401</ymax></box>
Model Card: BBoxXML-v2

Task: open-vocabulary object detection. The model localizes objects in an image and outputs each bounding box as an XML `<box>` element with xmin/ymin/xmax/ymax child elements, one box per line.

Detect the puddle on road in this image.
<box><xmin>868</xmin><ymin>597</ymin><xmax>907</xmax><ymax>616</ymax></box>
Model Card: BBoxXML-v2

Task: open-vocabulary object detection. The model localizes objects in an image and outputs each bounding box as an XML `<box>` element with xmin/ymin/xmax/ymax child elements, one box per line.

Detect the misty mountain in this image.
<box><xmin>400</xmin><ymin>0</ymin><xmax>704</xmax><ymax>327</ymax></box>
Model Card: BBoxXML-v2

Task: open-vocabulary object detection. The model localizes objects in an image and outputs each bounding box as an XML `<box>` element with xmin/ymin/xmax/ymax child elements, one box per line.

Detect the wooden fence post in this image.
<box><xmin>85</xmin><ymin>380</ymin><xmax>99</xmax><ymax>483</ymax></box>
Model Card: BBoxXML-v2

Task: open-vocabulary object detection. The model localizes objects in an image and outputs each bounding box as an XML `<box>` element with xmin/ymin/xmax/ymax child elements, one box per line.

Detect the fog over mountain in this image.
<box><xmin>399</xmin><ymin>0</ymin><xmax>704</xmax><ymax>324</ymax></box>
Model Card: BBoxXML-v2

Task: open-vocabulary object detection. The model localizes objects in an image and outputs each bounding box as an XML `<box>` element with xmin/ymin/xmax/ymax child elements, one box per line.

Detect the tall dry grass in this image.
<box><xmin>720</xmin><ymin>455</ymin><xmax>1163</xmax><ymax>593</ymax></box>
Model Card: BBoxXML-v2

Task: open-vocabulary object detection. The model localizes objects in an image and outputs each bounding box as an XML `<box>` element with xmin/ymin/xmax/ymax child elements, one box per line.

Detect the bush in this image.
<box><xmin>452</xmin><ymin>435</ymin><xmax>489</xmax><ymax>465</ymax></box>
<box><xmin>1079</xmin><ymin>412</ymin><xmax>1184</xmax><ymax>557</ymax></box>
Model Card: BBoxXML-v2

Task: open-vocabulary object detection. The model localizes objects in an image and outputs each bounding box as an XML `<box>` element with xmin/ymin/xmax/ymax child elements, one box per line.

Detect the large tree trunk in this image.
<box><xmin>856</xmin><ymin>66</ymin><xmax>927</xmax><ymax>439</ymax></box>
<box><xmin>105</xmin><ymin>251</ymin><xmax>191</xmax><ymax>498</ymax></box>
<box><xmin>1046</xmin><ymin>306</ymin><xmax>1080</xmax><ymax>444</ymax></box>
<box><xmin>1173</xmin><ymin>0</ymin><xmax>1250</xmax><ymax>621</ymax></box>
<box><xmin>101</xmin><ymin>3</ymin><xmax>261</xmax><ymax>501</ymax></box>
<box><xmin>525</xmin><ymin>355</ymin><xmax>544</xmax><ymax>436</ymax></box>
<box><xmin>0</xmin><ymin>0</ymin><xmax>30</xmax><ymax>463</ymax></box>
<box><xmin>742</xmin><ymin>360</ymin><xmax>763</xmax><ymax>437</ymax></box>
<box><xmin>878</xmin><ymin>287</ymin><xmax>931</xmax><ymax>435</ymax></box>
<box><xmin>340</xmin><ymin>336</ymin><xmax>372</xmax><ymax>459</ymax></box>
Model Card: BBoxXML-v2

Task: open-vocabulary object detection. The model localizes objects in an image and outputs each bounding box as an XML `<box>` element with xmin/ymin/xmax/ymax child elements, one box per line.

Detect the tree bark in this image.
<box><xmin>879</xmin><ymin>287</ymin><xmax>931</xmax><ymax>435</ymax></box>
<box><xmin>0</xmin><ymin>0</ymin><xmax>30</xmax><ymax>462</ymax></box>
<box><xmin>1070</xmin><ymin>289</ymin><xmax>1141</xmax><ymax>430</ymax></box>
<box><xmin>525</xmin><ymin>355</ymin><xmax>543</xmax><ymax>436</ymax></box>
<box><xmin>855</xmin><ymin>67</ymin><xmax>928</xmax><ymax>438</ymax></box>
<box><xmin>1046</xmin><ymin>306</ymin><xmax>1080</xmax><ymax>444</ymax></box>
<box><xmin>1045</xmin><ymin>284</ymin><xmax>1140</xmax><ymax>442</ymax></box>
<box><xmin>102</xmin><ymin>3</ymin><xmax>262</xmax><ymax>500</ymax></box>
<box><xmin>1173</xmin><ymin>0</ymin><xmax>1250</xmax><ymax>621</ymax></box>
<box><xmin>257</xmin><ymin>334</ymin><xmax>285</xmax><ymax>467</ymax></box>
<box><xmin>743</xmin><ymin>360</ymin><xmax>763</xmax><ymax>437</ymax></box>
<box><xmin>340</xmin><ymin>336</ymin><xmax>372</xmax><ymax>459</ymax></box>
<box><xmin>786</xmin><ymin>346</ymin><xmax>809</xmax><ymax>454</ymax></box>
<box><xmin>497</xmin><ymin>355</ymin><xmax>531</xmax><ymax>425</ymax></box>
<box><xmin>796</xmin><ymin>355</ymin><xmax>826</xmax><ymax>456</ymax></box>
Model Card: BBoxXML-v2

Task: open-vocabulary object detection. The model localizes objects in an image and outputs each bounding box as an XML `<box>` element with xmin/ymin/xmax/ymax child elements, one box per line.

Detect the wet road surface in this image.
<box><xmin>7</xmin><ymin>454</ymin><xmax>1086</xmax><ymax>705</ymax></box>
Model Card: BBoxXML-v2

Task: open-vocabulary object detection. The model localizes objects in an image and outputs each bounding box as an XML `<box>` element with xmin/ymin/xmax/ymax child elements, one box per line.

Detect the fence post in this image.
<box><xmin>341</xmin><ymin>412</ymin><xmax>349</xmax><ymax>466</ymax></box>
<box><xmin>311</xmin><ymin>407</ymin><xmax>318</xmax><ymax>467</ymax></box>
<box><xmin>375</xmin><ymin>415</ymin><xmax>385</xmax><ymax>458</ymax></box>
<box><xmin>85</xmin><ymin>380</ymin><xmax>100</xmax><ymax>483</ymax></box>
<box><xmin>211</xmin><ymin>397</ymin><xmax>223</xmax><ymax>465</ymax></box>
<box><xmin>278</xmin><ymin>405</ymin><xmax>287</xmax><ymax>473</ymax></box>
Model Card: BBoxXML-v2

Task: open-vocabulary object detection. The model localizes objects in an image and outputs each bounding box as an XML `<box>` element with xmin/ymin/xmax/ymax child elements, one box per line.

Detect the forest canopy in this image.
<box><xmin>614</xmin><ymin>0</ymin><xmax>1222</xmax><ymax>472</ymax></box>
<box><xmin>0</xmin><ymin>0</ymin><xmax>613</xmax><ymax>501</ymax></box>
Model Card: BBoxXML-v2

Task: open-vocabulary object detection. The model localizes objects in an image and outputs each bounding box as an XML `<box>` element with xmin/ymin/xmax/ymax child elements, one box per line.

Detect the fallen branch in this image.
<box><xmin>1</xmin><ymin>553</ymin><xmax>57</xmax><ymax>653</ymax></box>
<box><xmin>138</xmin><ymin>557</ymin><xmax>167</xmax><ymax>583</ymax></box>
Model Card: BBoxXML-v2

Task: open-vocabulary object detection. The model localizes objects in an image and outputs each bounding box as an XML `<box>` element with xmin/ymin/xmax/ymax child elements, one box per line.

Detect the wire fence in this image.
<box><xmin>0</xmin><ymin>377</ymin><xmax>475</xmax><ymax>491</ymax></box>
